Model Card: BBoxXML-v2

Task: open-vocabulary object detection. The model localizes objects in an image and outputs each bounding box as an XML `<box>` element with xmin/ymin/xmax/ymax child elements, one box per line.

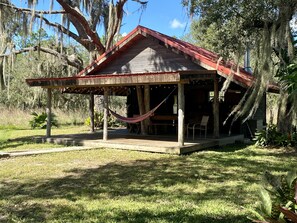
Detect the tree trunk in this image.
<box><xmin>89</xmin><ymin>50</ymin><xmax>97</xmax><ymax>63</ymax></box>
<box><xmin>0</xmin><ymin>60</ymin><xmax>5</xmax><ymax>91</ymax></box>
<box><xmin>277</xmin><ymin>91</ymin><xmax>292</xmax><ymax>134</ymax></box>
<box><xmin>213</xmin><ymin>76</ymin><xmax>220</xmax><ymax>138</ymax></box>
<box><xmin>103</xmin><ymin>88</ymin><xmax>109</xmax><ymax>141</ymax></box>
<box><xmin>178</xmin><ymin>83</ymin><xmax>185</xmax><ymax>146</ymax></box>
<box><xmin>46</xmin><ymin>88</ymin><xmax>52</xmax><ymax>138</ymax></box>
<box><xmin>136</xmin><ymin>86</ymin><xmax>147</xmax><ymax>135</ymax></box>
<box><xmin>89</xmin><ymin>93</ymin><xmax>95</xmax><ymax>132</ymax></box>
<box><xmin>144</xmin><ymin>85</ymin><xmax>150</xmax><ymax>133</ymax></box>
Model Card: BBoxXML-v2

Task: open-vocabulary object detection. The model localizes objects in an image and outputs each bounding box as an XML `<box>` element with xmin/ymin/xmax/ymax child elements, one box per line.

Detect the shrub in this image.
<box><xmin>84</xmin><ymin>111</ymin><xmax>123</xmax><ymax>129</ymax></box>
<box><xmin>249</xmin><ymin>171</ymin><xmax>297</xmax><ymax>223</ymax></box>
<box><xmin>256</xmin><ymin>124</ymin><xmax>297</xmax><ymax>147</ymax></box>
<box><xmin>85</xmin><ymin>112</ymin><xmax>103</xmax><ymax>128</ymax></box>
<box><xmin>29</xmin><ymin>112</ymin><xmax>58</xmax><ymax>129</ymax></box>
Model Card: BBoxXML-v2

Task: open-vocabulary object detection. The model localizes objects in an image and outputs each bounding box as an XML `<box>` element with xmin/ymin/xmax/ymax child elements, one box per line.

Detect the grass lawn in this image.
<box><xmin>0</xmin><ymin>129</ymin><xmax>296</xmax><ymax>223</ymax></box>
<box><xmin>0</xmin><ymin>126</ymin><xmax>90</xmax><ymax>152</ymax></box>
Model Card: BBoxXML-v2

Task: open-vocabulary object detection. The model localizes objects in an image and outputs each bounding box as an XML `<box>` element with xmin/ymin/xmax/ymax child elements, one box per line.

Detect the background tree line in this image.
<box><xmin>183</xmin><ymin>0</ymin><xmax>297</xmax><ymax>134</ymax></box>
<box><xmin>0</xmin><ymin>0</ymin><xmax>147</xmax><ymax>112</ymax></box>
<box><xmin>0</xmin><ymin>0</ymin><xmax>296</xmax><ymax>135</ymax></box>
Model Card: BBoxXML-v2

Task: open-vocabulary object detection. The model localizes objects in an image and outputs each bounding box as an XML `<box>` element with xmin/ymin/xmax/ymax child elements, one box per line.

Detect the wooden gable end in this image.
<box><xmin>95</xmin><ymin>36</ymin><xmax>204</xmax><ymax>75</ymax></box>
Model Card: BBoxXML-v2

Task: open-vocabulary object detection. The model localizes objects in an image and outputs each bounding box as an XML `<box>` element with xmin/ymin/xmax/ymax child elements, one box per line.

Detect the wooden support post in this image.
<box><xmin>46</xmin><ymin>88</ymin><xmax>52</xmax><ymax>138</ymax></box>
<box><xmin>144</xmin><ymin>85</ymin><xmax>150</xmax><ymax>133</ymax></box>
<box><xmin>103</xmin><ymin>88</ymin><xmax>109</xmax><ymax>141</ymax></box>
<box><xmin>136</xmin><ymin>86</ymin><xmax>147</xmax><ymax>135</ymax></box>
<box><xmin>178</xmin><ymin>83</ymin><xmax>185</xmax><ymax>146</ymax></box>
<box><xmin>213</xmin><ymin>75</ymin><xmax>220</xmax><ymax>138</ymax></box>
<box><xmin>89</xmin><ymin>93</ymin><xmax>95</xmax><ymax>132</ymax></box>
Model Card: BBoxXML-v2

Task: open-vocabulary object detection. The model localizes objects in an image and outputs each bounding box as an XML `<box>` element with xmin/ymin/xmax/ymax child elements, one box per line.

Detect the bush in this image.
<box><xmin>249</xmin><ymin>171</ymin><xmax>297</xmax><ymax>223</ymax></box>
<box><xmin>29</xmin><ymin>112</ymin><xmax>58</xmax><ymax>129</ymax></box>
<box><xmin>84</xmin><ymin>111</ymin><xmax>123</xmax><ymax>129</ymax></box>
<box><xmin>256</xmin><ymin>124</ymin><xmax>297</xmax><ymax>147</ymax></box>
<box><xmin>85</xmin><ymin>112</ymin><xmax>103</xmax><ymax>128</ymax></box>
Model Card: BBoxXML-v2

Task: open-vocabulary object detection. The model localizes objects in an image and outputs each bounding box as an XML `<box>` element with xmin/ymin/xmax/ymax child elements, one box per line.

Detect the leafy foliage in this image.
<box><xmin>183</xmin><ymin>0</ymin><xmax>297</xmax><ymax>133</ymax></box>
<box><xmin>84</xmin><ymin>111</ymin><xmax>123</xmax><ymax>128</ymax></box>
<box><xmin>29</xmin><ymin>111</ymin><xmax>58</xmax><ymax>129</ymax></box>
<box><xmin>256</xmin><ymin>124</ymin><xmax>297</xmax><ymax>148</ymax></box>
<box><xmin>279</xmin><ymin>63</ymin><xmax>297</xmax><ymax>96</ymax></box>
<box><xmin>249</xmin><ymin>171</ymin><xmax>297</xmax><ymax>223</ymax></box>
<box><xmin>0</xmin><ymin>28</ymin><xmax>90</xmax><ymax>111</ymax></box>
<box><xmin>85</xmin><ymin>111</ymin><xmax>103</xmax><ymax>128</ymax></box>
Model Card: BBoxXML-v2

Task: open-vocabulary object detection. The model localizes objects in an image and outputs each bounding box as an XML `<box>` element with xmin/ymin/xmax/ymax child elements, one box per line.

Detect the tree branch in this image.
<box><xmin>0</xmin><ymin>3</ymin><xmax>96</xmax><ymax>53</ymax></box>
<box><xmin>0</xmin><ymin>2</ymin><xmax>66</xmax><ymax>14</ymax></box>
<box><xmin>105</xmin><ymin>0</ymin><xmax>127</xmax><ymax>49</ymax></box>
<box><xmin>56</xmin><ymin>0</ymin><xmax>105</xmax><ymax>54</ymax></box>
<box><xmin>132</xmin><ymin>0</ymin><xmax>148</xmax><ymax>4</ymax></box>
<box><xmin>33</xmin><ymin>14</ymin><xmax>91</xmax><ymax>50</ymax></box>
<box><xmin>0</xmin><ymin>46</ymin><xmax>83</xmax><ymax>70</ymax></box>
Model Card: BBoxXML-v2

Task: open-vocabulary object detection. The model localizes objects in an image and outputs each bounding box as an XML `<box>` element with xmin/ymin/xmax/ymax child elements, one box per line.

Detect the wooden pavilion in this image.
<box><xmin>26</xmin><ymin>26</ymin><xmax>274</xmax><ymax>148</ymax></box>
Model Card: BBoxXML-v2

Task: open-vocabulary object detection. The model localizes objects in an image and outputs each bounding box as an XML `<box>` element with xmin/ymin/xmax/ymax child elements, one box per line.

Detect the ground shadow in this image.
<box><xmin>1</xmin><ymin>146</ymin><xmax>295</xmax><ymax>222</ymax></box>
<box><xmin>0</xmin><ymin>136</ymin><xmax>39</xmax><ymax>151</ymax></box>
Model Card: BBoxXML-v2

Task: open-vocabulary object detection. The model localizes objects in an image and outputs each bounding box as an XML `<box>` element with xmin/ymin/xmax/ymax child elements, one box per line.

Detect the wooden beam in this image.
<box><xmin>144</xmin><ymin>85</ymin><xmax>150</xmax><ymax>133</ymax></box>
<box><xmin>179</xmin><ymin>70</ymin><xmax>217</xmax><ymax>75</ymax></box>
<box><xmin>178</xmin><ymin>83</ymin><xmax>185</xmax><ymax>146</ymax></box>
<box><xmin>179</xmin><ymin>70</ymin><xmax>216</xmax><ymax>81</ymax></box>
<box><xmin>136</xmin><ymin>86</ymin><xmax>147</xmax><ymax>135</ymax></box>
<box><xmin>46</xmin><ymin>88</ymin><xmax>52</xmax><ymax>138</ymax></box>
<box><xmin>89</xmin><ymin>93</ymin><xmax>95</xmax><ymax>132</ymax></box>
<box><xmin>103</xmin><ymin>88</ymin><xmax>109</xmax><ymax>141</ymax></box>
<box><xmin>213</xmin><ymin>75</ymin><xmax>220</xmax><ymax>138</ymax></box>
<box><xmin>26</xmin><ymin>72</ymin><xmax>181</xmax><ymax>88</ymax></box>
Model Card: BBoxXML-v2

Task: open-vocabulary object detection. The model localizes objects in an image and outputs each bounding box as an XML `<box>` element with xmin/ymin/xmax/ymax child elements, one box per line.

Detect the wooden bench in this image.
<box><xmin>149</xmin><ymin>115</ymin><xmax>178</xmax><ymax>134</ymax></box>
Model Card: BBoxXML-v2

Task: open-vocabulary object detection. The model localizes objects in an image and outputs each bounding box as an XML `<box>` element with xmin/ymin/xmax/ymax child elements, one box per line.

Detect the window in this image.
<box><xmin>209</xmin><ymin>91</ymin><xmax>224</xmax><ymax>102</ymax></box>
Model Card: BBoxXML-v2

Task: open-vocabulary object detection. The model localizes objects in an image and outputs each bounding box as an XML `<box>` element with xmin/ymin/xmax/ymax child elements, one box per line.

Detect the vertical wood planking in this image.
<box><xmin>98</xmin><ymin>38</ymin><xmax>202</xmax><ymax>74</ymax></box>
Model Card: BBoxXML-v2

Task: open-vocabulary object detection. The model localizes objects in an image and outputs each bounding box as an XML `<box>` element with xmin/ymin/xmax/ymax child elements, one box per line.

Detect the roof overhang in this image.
<box><xmin>26</xmin><ymin>70</ymin><xmax>218</xmax><ymax>89</ymax></box>
<box><xmin>25</xmin><ymin>26</ymin><xmax>279</xmax><ymax>94</ymax></box>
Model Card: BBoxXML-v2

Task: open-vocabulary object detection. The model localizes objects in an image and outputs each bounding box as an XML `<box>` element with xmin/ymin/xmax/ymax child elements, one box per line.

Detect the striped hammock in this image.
<box><xmin>108</xmin><ymin>87</ymin><xmax>176</xmax><ymax>124</ymax></box>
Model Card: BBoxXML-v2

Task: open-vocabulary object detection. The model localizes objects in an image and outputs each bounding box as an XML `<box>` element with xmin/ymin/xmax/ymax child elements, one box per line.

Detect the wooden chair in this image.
<box><xmin>187</xmin><ymin>116</ymin><xmax>209</xmax><ymax>140</ymax></box>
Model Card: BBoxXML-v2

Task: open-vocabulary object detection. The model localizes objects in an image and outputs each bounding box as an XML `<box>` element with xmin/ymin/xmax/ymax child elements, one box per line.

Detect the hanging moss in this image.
<box><xmin>186</xmin><ymin>1</ymin><xmax>297</xmax><ymax>132</ymax></box>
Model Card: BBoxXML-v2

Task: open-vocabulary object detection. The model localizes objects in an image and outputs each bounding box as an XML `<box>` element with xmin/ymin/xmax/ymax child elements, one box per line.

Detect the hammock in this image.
<box><xmin>108</xmin><ymin>87</ymin><xmax>176</xmax><ymax>124</ymax></box>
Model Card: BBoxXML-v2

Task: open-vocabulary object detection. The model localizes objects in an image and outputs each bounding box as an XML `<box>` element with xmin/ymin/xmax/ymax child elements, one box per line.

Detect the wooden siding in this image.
<box><xmin>96</xmin><ymin>37</ymin><xmax>203</xmax><ymax>74</ymax></box>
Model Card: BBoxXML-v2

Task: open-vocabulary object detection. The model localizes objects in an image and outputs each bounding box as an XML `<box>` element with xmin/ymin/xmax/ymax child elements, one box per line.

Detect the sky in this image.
<box><xmin>120</xmin><ymin>1</ymin><xmax>191</xmax><ymax>38</ymax></box>
<box><xmin>12</xmin><ymin>0</ymin><xmax>191</xmax><ymax>39</ymax></box>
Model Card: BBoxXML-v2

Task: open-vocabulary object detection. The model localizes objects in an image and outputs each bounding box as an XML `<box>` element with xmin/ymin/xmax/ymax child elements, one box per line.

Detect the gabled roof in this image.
<box><xmin>76</xmin><ymin>25</ymin><xmax>254</xmax><ymax>88</ymax></box>
<box><xmin>26</xmin><ymin>25</ymin><xmax>278</xmax><ymax>93</ymax></box>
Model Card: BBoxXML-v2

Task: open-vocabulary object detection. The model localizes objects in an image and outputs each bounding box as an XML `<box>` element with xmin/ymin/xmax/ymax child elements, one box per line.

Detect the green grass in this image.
<box><xmin>0</xmin><ymin>134</ymin><xmax>296</xmax><ymax>222</ymax></box>
<box><xmin>0</xmin><ymin>107</ymin><xmax>87</xmax><ymax>129</ymax></box>
<box><xmin>0</xmin><ymin>126</ymin><xmax>90</xmax><ymax>152</ymax></box>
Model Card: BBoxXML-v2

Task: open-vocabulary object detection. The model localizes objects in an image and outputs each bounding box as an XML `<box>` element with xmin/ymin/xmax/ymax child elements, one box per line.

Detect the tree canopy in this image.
<box><xmin>184</xmin><ymin>0</ymin><xmax>297</xmax><ymax>132</ymax></box>
<box><xmin>0</xmin><ymin>0</ymin><xmax>147</xmax><ymax>110</ymax></box>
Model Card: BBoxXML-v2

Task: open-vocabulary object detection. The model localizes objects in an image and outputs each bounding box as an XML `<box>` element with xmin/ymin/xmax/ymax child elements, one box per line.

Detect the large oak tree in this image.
<box><xmin>0</xmin><ymin>0</ymin><xmax>147</xmax><ymax>90</ymax></box>
<box><xmin>183</xmin><ymin>0</ymin><xmax>297</xmax><ymax>133</ymax></box>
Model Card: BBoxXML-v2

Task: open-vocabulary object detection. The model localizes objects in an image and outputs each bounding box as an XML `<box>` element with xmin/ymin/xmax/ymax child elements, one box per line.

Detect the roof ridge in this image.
<box><xmin>75</xmin><ymin>25</ymin><xmax>254</xmax><ymax>87</ymax></box>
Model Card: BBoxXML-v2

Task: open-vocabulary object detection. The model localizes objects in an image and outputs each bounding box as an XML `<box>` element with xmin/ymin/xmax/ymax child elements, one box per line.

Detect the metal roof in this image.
<box><xmin>26</xmin><ymin>25</ymin><xmax>278</xmax><ymax>92</ymax></box>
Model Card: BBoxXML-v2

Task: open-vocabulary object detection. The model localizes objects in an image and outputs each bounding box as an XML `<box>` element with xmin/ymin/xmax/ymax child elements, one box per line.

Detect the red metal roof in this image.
<box><xmin>25</xmin><ymin>25</ymin><xmax>280</xmax><ymax>93</ymax></box>
<box><xmin>76</xmin><ymin>25</ymin><xmax>255</xmax><ymax>88</ymax></box>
